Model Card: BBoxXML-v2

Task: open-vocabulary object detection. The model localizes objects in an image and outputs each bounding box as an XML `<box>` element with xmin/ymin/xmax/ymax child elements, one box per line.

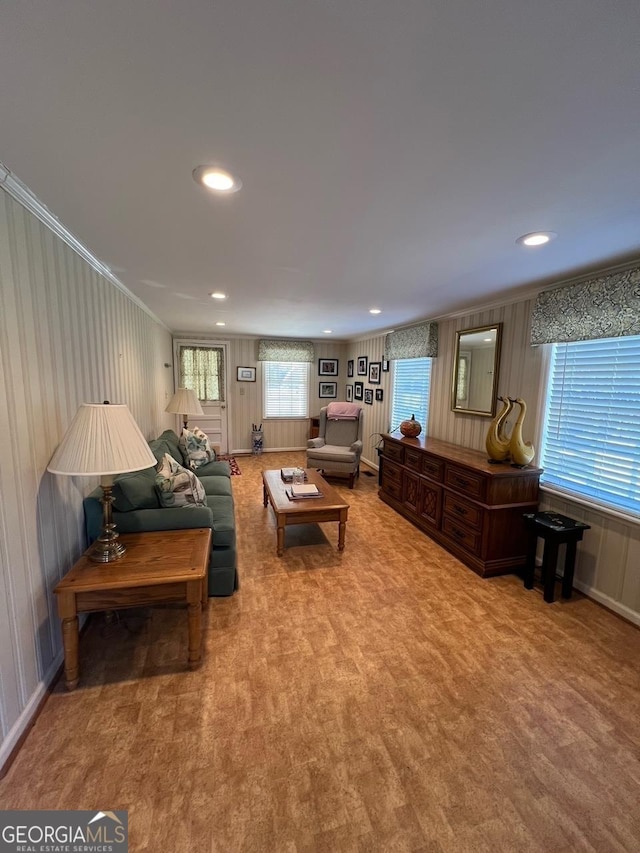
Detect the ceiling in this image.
<box><xmin>1</xmin><ymin>1</ymin><xmax>639</xmax><ymax>339</ymax></box>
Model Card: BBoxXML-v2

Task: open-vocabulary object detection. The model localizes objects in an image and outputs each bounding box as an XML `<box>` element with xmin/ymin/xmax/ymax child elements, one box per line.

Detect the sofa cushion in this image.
<box><xmin>155</xmin><ymin>453</ymin><xmax>206</xmax><ymax>507</ymax></box>
<box><xmin>206</xmin><ymin>495</ymin><xmax>236</xmax><ymax>547</ymax></box>
<box><xmin>307</xmin><ymin>444</ymin><xmax>359</xmax><ymax>463</ymax></box>
<box><xmin>148</xmin><ymin>438</ymin><xmax>179</xmax><ymax>465</ymax></box>
<box><xmin>179</xmin><ymin>426</ymin><xmax>216</xmax><ymax>471</ymax></box>
<box><xmin>195</xmin><ymin>459</ymin><xmax>231</xmax><ymax>478</ymax></box>
<box><xmin>157</xmin><ymin>429</ymin><xmax>187</xmax><ymax>465</ymax></box>
<box><xmin>112</xmin><ymin>467</ymin><xmax>160</xmax><ymax>511</ymax></box>
<box><xmin>199</xmin><ymin>475</ymin><xmax>233</xmax><ymax>497</ymax></box>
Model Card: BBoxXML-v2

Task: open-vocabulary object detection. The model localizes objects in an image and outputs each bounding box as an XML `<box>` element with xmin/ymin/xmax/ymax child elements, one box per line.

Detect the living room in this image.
<box><xmin>1</xmin><ymin>2</ymin><xmax>640</xmax><ymax>850</ymax></box>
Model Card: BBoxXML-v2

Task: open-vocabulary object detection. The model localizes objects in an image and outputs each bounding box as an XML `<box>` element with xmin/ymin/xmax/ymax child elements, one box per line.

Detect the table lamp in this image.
<box><xmin>47</xmin><ymin>402</ymin><xmax>156</xmax><ymax>563</ymax></box>
<box><xmin>165</xmin><ymin>387</ymin><xmax>204</xmax><ymax>429</ymax></box>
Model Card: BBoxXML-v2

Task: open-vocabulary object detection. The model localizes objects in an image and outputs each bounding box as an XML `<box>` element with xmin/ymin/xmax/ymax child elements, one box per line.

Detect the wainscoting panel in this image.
<box><xmin>0</xmin><ymin>186</ymin><xmax>173</xmax><ymax>770</ymax></box>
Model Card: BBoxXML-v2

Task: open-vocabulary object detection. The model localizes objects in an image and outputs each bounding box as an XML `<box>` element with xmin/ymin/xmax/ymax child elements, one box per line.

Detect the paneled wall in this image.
<box><xmin>0</xmin><ymin>187</ymin><xmax>173</xmax><ymax>770</ymax></box>
<box><xmin>346</xmin><ymin>334</ymin><xmax>391</xmax><ymax>468</ymax></box>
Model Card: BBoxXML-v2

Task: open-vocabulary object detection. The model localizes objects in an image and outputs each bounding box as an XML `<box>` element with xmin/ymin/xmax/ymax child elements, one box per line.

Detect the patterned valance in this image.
<box><xmin>531</xmin><ymin>266</ymin><xmax>640</xmax><ymax>345</ymax></box>
<box><xmin>384</xmin><ymin>322</ymin><xmax>438</xmax><ymax>360</ymax></box>
<box><xmin>257</xmin><ymin>339</ymin><xmax>315</xmax><ymax>363</ymax></box>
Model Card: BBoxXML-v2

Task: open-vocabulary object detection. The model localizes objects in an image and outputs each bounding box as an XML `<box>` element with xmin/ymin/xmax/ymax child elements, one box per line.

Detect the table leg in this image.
<box><xmin>263</xmin><ymin>483</ymin><xmax>268</xmax><ymax>507</ymax></box>
<box><xmin>277</xmin><ymin>521</ymin><xmax>285</xmax><ymax>557</ymax></box>
<box><xmin>57</xmin><ymin>591</ymin><xmax>79</xmax><ymax>690</ymax></box>
<box><xmin>542</xmin><ymin>540</ymin><xmax>559</xmax><ymax>603</ymax></box>
<box><xmin>187</xmin><ymin>581</ymin><xmax>202</xmax><ymax>669</ymax></box>
<box><xmin>338</xmin><ymin>520</ymin><xmax>346</xmax><ymax>551</ymax></box>
<box><xmin>562</xmin><ymin>539</ymin><xmax>578</xmax><ymax>599</ymax></box>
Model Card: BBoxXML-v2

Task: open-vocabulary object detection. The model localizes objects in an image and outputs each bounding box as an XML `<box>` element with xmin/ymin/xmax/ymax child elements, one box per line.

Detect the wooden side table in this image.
<box><xmin>523</xmin><ymin>512</ymin><xmax>590</xmax><ymax>603</ymax></box>
<box><xmin>54</xmin><ymin>528</ymin><xmax>211</xmax><ymax>690</ymax></box>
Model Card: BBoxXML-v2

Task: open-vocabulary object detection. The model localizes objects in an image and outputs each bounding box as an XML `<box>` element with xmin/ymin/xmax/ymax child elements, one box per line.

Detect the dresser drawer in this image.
<box><xmin>421</xmin><ymin>455</ymin><xmax>444</xmax><ymax>481</ymax></box>
<box><xmin>445</xmin><ymin>465</ymin><xmax>485</xmax><ymax>500</ymax></box>
<box><xmin>403</xmin><ymin>447</ymin><xmax>422</xmax><ymax>469</ymax></box>
<box><xmin>443</xmin><ymin>493</ymin><xmax>483</xmax><ymax>530</ymax></box>
<box><xmin>442</xmin><ymin>517</ymin><xmax>481</xmax><ymax>555</ymax></box>
<box><xmin>383</xmin><ymin>441</ymin><xmax>404</xmax><ymax>464</ymax></box>
<box><xmin>382</xmin><ymin>460</ymin><xmax>402</xmax><ymax>485</ymax></box>
<box><xmin>382</xmin><ymin>478</ymin><xmax>402</xmax><ymax>501</ymax></box>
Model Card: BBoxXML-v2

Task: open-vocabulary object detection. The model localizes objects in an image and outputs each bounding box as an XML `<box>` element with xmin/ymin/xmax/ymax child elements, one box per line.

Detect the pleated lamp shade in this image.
<box><xmin>48</xmin><ymin>403</ymin><xmax>156</xmax><ymax>476</ymax></box>
<box><xmin>165</xmin><ymin>388</ymin><xmax>204</xmax><ymax>418</ymax></box>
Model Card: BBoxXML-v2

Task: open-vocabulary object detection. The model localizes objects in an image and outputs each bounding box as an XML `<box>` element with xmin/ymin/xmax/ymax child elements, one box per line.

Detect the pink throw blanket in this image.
<box><xmin>326</xmin><ymin>402</ymin><xmax>362</xmax><ymax>420</ymax></box>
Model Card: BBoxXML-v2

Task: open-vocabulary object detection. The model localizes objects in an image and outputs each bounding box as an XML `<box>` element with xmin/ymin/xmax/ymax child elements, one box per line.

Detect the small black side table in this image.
<box><xmin>523</xmin><ymin>511</ymin><xmax>591</xmax><ymax>603</ymax></box>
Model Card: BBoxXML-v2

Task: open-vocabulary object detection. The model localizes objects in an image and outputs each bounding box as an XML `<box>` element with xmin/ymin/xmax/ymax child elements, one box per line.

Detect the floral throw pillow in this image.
<box><xmin>155</xmin><ymin>453</ymin><xmax>206</xmax><ymax>508</ymax></box>
<box><xmin>178</xmin><ymin>426</ymin><xmax>216</xmax><ymax>471</ymax></box>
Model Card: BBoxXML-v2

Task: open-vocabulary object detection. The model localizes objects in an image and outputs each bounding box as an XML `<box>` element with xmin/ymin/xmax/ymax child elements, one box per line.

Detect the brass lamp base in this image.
<box><xmin>89</xmin><ymin>482</ymin><xmax>127</xmax><ymax>562</ymax></box>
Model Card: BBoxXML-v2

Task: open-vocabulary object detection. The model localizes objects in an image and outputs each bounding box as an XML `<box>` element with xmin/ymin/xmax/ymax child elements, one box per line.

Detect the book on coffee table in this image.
<box><xmin>291</xmin><ymin>483</ymin><xmax>319</xmax><ymax>497</ymax></box>
<box><xmin>286</xmin><ymin>486</ymin><xmax>323</xmax><ymax>501</ymax></box>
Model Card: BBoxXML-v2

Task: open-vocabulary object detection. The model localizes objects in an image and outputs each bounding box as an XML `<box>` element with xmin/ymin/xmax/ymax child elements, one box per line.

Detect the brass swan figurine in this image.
<box><xmin>509</xmin><ymin>397</ymin><xmax>535</xmax><ymax>467</ymax></box>
<box><xmin>485</xmin><ymin>395</ymin><xmax>513</xmax><ymax>463</ymax></box>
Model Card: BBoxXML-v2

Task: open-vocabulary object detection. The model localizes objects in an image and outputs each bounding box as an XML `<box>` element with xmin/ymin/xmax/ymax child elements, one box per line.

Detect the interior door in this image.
<box><xmin>174</xmin><ymin>340</ymin><xmax>229</xmax><ymax>454</ymax></box>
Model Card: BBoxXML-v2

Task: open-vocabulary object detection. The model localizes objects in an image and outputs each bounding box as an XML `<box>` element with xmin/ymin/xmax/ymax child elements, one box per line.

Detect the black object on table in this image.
<box><xmin>523</xmin><ymin>511</ymin><xmax>590</xmax><ymax>603</ymax></box>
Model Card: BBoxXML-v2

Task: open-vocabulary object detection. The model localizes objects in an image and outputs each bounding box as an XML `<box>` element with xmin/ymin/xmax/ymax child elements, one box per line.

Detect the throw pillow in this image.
<box><xmin>179</xmin><ymin>426</ymin><xmax>215</xmax><ymax>471</ymax></box>
<box><xmin>112</xmin><ymin>468</ymin><xmax>160</xmax><ymax>512</ymax></box>
<box><xmin>155</xmin><ymin>453</ymin><xmax>206</xmax><ymax>508</ymax></box>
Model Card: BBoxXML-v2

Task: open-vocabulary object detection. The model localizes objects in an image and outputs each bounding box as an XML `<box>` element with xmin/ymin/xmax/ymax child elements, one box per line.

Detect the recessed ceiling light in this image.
<box><xmin>193</xmin><ymin>166</ymin><xmax>242</xmax><ymax>194</ymax></box>
<box><xmin>483</xmin><ymin>337</ymin><xmax>492</xmax><ymax>342</ymax></box>
<box><xmin>210</xmin><ymin>292</ymin><xmax>227</xmax><ymax>300</ymax></box>
<box><xmin>215</xmin><ymin>322</ymin><xmax>226</xmax><ymax>326</ymax></box>
<box><xmin>323</xmin><ymin>330</ymin><xmax>332</xmax><ymax>334</ymax></box>
<box><xmin>516</xmin><ymin>231</ymin><xmax>557</xmax><ymax>247</ymax></box>
<box><xmin>369</xmin><ymin>308</ymin><xmax>381</xmax><ymax>314</ymax></box>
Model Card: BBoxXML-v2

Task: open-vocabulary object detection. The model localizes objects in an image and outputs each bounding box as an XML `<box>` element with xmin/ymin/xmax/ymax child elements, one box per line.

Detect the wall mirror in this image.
<box><xmin>451</xmin><ymin>323</ymin><xmax>503</xmax><ymax>416</ymax></box>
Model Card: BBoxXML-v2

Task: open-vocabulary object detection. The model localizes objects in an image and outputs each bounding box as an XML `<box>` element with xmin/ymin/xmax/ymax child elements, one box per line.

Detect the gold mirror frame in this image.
<box><xmin>451</xmin><ymin>323</ymin><xmax>503</xmax><ymax>416</ymax></box>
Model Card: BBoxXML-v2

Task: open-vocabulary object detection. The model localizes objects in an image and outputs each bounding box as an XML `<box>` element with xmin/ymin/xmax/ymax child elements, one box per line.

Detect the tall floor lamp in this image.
<box><xmin>165</xmin><ymin>387</ymin><xmax>204</xmax><ymax>429</ymax></box>
<box><xmin>48</xmin><ymin>402</ymin><xmax>156</xmax><ymax>563</ymax></box>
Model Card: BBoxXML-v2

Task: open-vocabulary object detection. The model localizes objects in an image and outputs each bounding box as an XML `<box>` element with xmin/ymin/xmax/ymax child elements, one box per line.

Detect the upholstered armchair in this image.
<box><xmin>306</xmin><ymin>404</ymin><xmax>363</xmax><ymax>488</ymax></box>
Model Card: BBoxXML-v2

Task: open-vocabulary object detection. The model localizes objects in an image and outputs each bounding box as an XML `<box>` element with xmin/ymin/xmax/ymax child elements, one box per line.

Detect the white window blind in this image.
<box><xmin>263</xmin><ymin>361</ymin><xmax>309</xmax><ymax>419</ymax></box>
<box><xmin>540</xmin><ymin>336</ymin><xmax>640</xmax><ymax>516</ymax></box>
<box><xmin>390</xmin><ymin>357</ymin><xmax>432</xmax><ymax>431</ymax></box>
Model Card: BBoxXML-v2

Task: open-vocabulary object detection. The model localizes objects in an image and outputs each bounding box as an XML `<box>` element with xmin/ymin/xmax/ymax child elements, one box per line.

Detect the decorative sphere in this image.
<box><xmin>400</xmin><ymin>414</ymin><xmax>422</xmax><ymax>437</ymax></box>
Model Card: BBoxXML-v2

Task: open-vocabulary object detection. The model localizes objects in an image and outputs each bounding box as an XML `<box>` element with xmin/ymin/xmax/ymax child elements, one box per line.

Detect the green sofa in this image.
<box><xmin>83</xmin><ymin>429</ymin><xmax>238</xmax><ymax>596</ymax></box>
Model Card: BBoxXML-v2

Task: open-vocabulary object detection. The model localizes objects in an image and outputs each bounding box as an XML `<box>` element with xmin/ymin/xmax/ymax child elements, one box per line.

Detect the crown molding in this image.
<box><xmin>0</xmin><ymin>162</ymin><xmax>169</xmax><ymax>332</ymax></box>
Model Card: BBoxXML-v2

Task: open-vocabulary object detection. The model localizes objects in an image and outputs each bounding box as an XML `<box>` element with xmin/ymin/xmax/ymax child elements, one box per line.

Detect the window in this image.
<box><xmin>540</xmin><ymin>335</ymin><xmax>640</xmax><ymax>517</ymax></box>
<box><xmin>263</xmin><ymin>361</ymin><xmax>309</xmax><ymax>418</ymax></box>
<box><xmin>390</xmin><ymin>357</ymin><xmax>432</xmax><ymax>431</ymax></box>
<box><xmin>178</xmin><ymin>345</ymin><xmax>225</xmax><ymax>402</ymax></box>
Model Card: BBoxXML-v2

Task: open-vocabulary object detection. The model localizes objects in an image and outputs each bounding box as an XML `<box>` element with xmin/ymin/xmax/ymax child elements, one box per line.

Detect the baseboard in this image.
<box><xmin>361</xmin><ymin>455</ymin><xmax>379</xmax><ymax>472</ymax></box>
<box><xmin>573</xmin><ymin>580</ymin><xmax>640</xmax><ymax>628</ymax></box>
<box><xmin>231</xmin><ymin>446</ymin><xmax>307</xmax><ymax>455</ymax></box>
<box><xmin>0</xmin><ymin>651</ymin><xmax>63</xmax><ymax>778</ymax></box>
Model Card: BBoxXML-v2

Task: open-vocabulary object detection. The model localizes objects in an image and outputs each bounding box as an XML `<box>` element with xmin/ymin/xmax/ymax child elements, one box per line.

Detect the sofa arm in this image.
<box><xmin>83</xmin><ymin>496</ymin><xmax>214</xmax><ymax>544</ymax></box>
<box><xmin>307</xmin><ymin>438</ymin><xmax>326</xmax><ymax>449</ymax></box>
<box><xmin>350</xmin><ymin>440</ymin><xmax>363</xmax><ymax>453</ymax></box>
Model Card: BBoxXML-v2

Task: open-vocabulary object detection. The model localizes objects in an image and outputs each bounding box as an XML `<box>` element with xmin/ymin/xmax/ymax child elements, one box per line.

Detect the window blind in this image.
<box><xmin>390</xmin><ymin>357</ymin><xmax>432</xmax><ymax>431</ymax></box>
<box><xmin>540</xmin><ymin>336</ymin><xmax>640</xmax><ymax>516</ymax></box>
<box><xmin>263</xmin><ymin>361</ymin><xmax>309</xmax><ymax>419</ymax></box>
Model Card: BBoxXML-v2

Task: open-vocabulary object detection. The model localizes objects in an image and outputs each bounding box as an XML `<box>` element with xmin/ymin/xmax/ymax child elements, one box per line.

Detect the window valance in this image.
<box><xmin>530</xmin><ymin>265</ymin><xmax>640</xmax><ymax>345</ymax></box>
<box><xmin>384</xmin><ymin>322</ymin><xmax>438</xmax><ymax>360</ymax></box>
<box><xmin>257</xmin><ymin>339</ymin><xmax>315</xmax><ymax>363</ymax></box>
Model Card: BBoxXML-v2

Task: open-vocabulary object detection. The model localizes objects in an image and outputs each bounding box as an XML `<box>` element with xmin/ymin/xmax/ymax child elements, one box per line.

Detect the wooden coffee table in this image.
<box><xmin>262</xmin><ymin>468</ymin><xmax>349</xmax><ymax>557</ymax></box>
<box><xmin>54</xmin><ymin>528</ymin><xmax>211</xmax><ymax>690</ymax></box>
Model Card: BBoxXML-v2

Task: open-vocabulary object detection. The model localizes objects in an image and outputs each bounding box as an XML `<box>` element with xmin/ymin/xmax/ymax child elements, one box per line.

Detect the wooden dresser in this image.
<box><xmin>379</xmin><ymin>432</ymin><xmax>542</xmax><ymax>577</ymax></box>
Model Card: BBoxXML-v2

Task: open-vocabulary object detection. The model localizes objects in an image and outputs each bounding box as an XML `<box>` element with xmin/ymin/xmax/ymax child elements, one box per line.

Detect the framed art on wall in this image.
<box><xmin>346</xmin><ymin>384</ymin><xmax>353</xmax><ymax>402</ymax></box>
<box><xmin>368</xmin><ymin>362</ymin><xmax>381</xmax><ymax>384</ymax></box>
<box><xmin>364</xmin><ymin>389</ymin><xmax>373</xmax><ymax>405</ymax></box>
<box><xmin>319</xmin><ymin>381</ymin><xmax>337</xmax><ymax>398</ymax></box>
<box><xmin>382</xmin><ymin>358</ymin><xmax>389</xmax><ymax>372</ymax></box>
<box><xmin>237</xmin><ymin>366</ymin><xmax>256</xmax><ymax>382</ymax></box>
<box><xmin>318</xmin><ymin>358</ymin><xmax>339</xmax><ymax>376</ymax></box>
<box><xmin>354</xmin><ymin>381</ymin><xmax>364</xmax><ymax>401</ymax></box>
<box><xmin>357</xmin><ymin>356</ymin><xmax>368</xmax><ymax>375</ymax></box>
<box><xmin>375</xmin><ymin>388</ymin><xmax>384</xmax><ymax>402</ymax></box>
<box><xmin>347</xmin><ymin>359</ymin><xmax>354</xmax><ymax>378</ymax></box>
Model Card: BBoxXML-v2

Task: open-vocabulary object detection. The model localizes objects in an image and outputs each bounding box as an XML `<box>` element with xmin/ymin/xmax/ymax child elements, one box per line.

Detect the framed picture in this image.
<box><xmin>346</xmin><ymin>384</ymin><xmax>353</xmax><ymax>402</ymax></box>
<box><xmin>354</xmin><ymin>381</ymin><xmax>364</xmax><ymax>401</ymax></box>
<box><xmin>318</xmin><ymin>358</ymin><xmax>339</xmax><ymax>376</ymax></box>
<box><xmin>319</xmin><ymin>381</ymin><xmax>337</xmax><ymax>398</ymax></box>
<box><xmin>375</xmin><ymin>388</ymin><xmax>384</xmax><ymax>402</ymax></box>
<box><xmin>382</xmin><ymin>358</ymin><xmax>390</xmax><ymax>372</ymax></box>
<box><xmin>364</xmin><ymin>389</ymin><xmax>373</xmax><ymax>405</ymax></box>
<box><xmin>347</xmin><ymin>359</ymin><xmax>354</xmax><ymax>378</ymax></box>
<box><xmin>237</xmin><ymin>366</ymin><xmax>256</xmax><ymax>382</ymax></box>
<box><xmin>368</xmin><ymin>362</ymin><xmax>381</xmax><ymax>384</ymax></box>
<box><xmin>357</xmin><ymin>356</ymin><xmax>368</xmax><ymax>375</ymax></box>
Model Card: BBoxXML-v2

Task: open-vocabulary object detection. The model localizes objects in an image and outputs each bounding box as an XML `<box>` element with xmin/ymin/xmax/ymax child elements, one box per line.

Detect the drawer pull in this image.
<box><xmin>454</xmin><ymin>505</ymin><xmax>468</xmax><ymax>516</ymax></box>
<box><xmin>453</xmin><ymin>476</ymin><xmax>470</xmax><ymax>488</ymax></box>
<box><xmin>451</xmin><ymin>526</ymin><xmax>465</xmax><ymax>540</ymax></box>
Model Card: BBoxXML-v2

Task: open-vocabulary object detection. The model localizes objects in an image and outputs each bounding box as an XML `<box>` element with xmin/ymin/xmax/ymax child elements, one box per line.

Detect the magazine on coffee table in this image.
<box><xmin>286</xmin><ymin>487</ymin><xmax>323</xmax><ymax>501</ymax></box>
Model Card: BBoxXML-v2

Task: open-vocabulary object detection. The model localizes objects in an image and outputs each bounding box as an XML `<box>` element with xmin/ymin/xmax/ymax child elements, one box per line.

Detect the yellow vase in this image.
<box><xmin>509</xmin><ymin>398</ymin><xmax>535</xmax><ymax>467</ymax></box>
<box><xmin>485</xmin><ymin>396</ymin><xmax>513</xmax><ymax>462</ymax></box>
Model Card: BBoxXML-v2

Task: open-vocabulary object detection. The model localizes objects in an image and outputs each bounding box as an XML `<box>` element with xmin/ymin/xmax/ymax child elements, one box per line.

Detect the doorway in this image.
<box><xmin>173</xmin><ymin>340</ymin><xmax>229</xmax><ymax>454</ymax></box>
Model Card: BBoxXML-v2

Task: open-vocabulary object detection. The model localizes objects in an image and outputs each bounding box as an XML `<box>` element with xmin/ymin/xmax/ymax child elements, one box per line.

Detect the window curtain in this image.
<box><xmin>257</xmin><ymin>339</ymin><xmax>315</xmax><ymax>362</ymax></box>
<box><xmin>530</xmin><ymin>265</ymin><xmax>640</xmax><ymax>345</ymax></box>
<box><xmin>179</xmin><ymin>345</ymin><xmax>225</xmax><ymax>402</ymax></box>
<box><xmin>384</xmin><ymin>322</ymin><xmax>438</xmax><ymax>360</ymax></box>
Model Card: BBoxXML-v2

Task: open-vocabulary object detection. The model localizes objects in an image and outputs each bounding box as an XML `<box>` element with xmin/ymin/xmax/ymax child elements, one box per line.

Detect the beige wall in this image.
<box><xmin>0</xmin><ymin>187</ymin><xmax>174</xmax><ymax>770</ymax></box>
